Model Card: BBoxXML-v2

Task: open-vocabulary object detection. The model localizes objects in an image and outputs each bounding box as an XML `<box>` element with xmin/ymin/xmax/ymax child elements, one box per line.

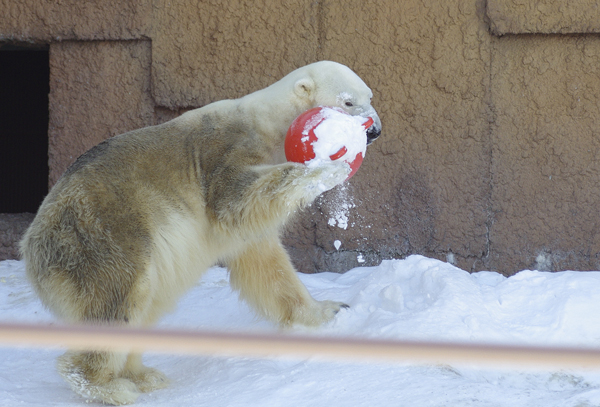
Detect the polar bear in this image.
<box><xmin>20</xmin><ymin>61</ymin><xmax>381</xmax><ymax>405</ymax></box>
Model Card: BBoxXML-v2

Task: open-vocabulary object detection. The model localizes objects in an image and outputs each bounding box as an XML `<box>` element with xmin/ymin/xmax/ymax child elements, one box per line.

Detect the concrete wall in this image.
<box><xmin>1</xmin><ymin>0</ymin><xmax>599</xmax><ymax>275</ymax></box>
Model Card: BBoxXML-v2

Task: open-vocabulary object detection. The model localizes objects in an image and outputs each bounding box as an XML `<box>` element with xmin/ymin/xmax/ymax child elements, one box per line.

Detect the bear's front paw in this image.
<box><xmin>317</xmin><ymin>299</ymin><xmax>350</xmax><ymax>322</ymax></box>
<box><xmin>300</xmin><ymin>160</ymin><xmax>351</xmax><ymax>198</ymax></box>
<box><xmin>292</xmin><ymin>299</ymin><xmax>349</xmax><ymax>327</ymax></box>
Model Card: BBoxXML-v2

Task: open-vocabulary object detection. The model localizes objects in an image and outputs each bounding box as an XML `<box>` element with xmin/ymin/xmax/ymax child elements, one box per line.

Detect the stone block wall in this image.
<box><xmin>1</xmin><ymin>0</ymin><xmax>600</xmax><ymax>275</ymax></box>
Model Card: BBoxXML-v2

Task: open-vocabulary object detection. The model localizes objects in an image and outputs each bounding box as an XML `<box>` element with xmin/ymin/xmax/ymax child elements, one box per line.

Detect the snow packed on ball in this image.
<box><xmin>308</xmin><ymin>107</ymin><xmax>368</xmax><ymax>168</ymax></box>
<box><xmin>285</xmin><ymin>106</ymin><xmax>371</xmax><ymax>181</ymax></box>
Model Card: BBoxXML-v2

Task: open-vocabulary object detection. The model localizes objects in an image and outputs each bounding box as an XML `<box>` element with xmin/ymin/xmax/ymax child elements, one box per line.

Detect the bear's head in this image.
<box><xmin>292</xmin><ymin>61</ymin><xmax>382</xmax><ymax>145</ymax></box>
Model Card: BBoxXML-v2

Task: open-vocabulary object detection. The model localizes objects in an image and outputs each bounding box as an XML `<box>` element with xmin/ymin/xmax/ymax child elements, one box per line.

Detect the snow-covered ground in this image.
<box><xmin>3</xmin><ymin>255</ymin><xmax>600</xmax><ymax>406</ymax></box>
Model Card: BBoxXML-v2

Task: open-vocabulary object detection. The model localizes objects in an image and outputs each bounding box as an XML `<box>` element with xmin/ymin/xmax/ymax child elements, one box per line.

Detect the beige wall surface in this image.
<box><xmin>488</xmin><ymin>0</ymin><xmax>600</xmax><ymax>34</ymax></box>
<box><xmin>490</xmin><ymin>35</ymin><xmax>600</xmax><ymax>272</ymax></box>
<box><xmin>48</xmin><ymin>40</ymin><xmax>155</xmax><ymax>184</ymax></box>
<box><xmin>1</xmin><ymin>0</ymin><xmax>600</xmax><ymax>275</ymax></box>
<box><xmin>151</xmin><ymin>0</ymin><xmax>321</xmax><ymax>108</ymax></box>
<box><xmin>0</xmin><ymin>0</ymin><xmax>151</xmax><ymax>41</ymax></box>
<box><xmin>284</xmin><ymin>0</ymin><xmax>493</xmax><ymax>273</ymax></box>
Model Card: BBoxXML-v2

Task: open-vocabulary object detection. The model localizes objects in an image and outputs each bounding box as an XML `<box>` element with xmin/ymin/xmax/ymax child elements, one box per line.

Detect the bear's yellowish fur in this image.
<box><xmin>20</xmin><ymin>61</ymin><xmax>381</xmax><ymax>405</ymax></box>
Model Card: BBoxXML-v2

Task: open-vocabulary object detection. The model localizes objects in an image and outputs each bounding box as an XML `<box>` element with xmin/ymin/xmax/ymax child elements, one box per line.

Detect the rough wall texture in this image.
<box><xmin>151</xmin><ymin>0</ymin><xmax>321</xmax><ymax>108</ymax></box>
<box><xmin>48</xmin><ymin>40</ymin><xmax>154</xmax><ymax>184</ymax></box>
<box><xmin>490</xmin><ymin>35</ymin><xmax>600</xmax><ymax>271</ymax></box>
<box><xmin>2</xmin><ymin>0</ymin><xmax>600</xmax><ymax>276</ymax></box>
<box><xmin>284</xmin><ymin>0</ymin><xmax>492</xmax><ymax>273</ymax></box>
<box><xmin>0</xmin><ymin>0</ymin><xmax>150</xmax><ymax>42</ymax></box>
<box><xmin>487</xmin><ymin>0</ymin><xmax>600</xmax><ymax>35</ymax></box>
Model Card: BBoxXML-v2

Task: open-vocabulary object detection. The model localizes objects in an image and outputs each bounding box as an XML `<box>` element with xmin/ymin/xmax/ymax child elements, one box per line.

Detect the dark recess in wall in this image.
<box><xmin>0</xmin><ymin>44</ymin><xmax>50</xmax><ymax>213</ymax></box>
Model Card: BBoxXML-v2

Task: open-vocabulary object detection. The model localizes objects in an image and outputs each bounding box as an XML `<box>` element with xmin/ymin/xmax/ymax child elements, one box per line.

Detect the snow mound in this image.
<box><xmin>3</xmin><ymin>255</ymin><xmax>600</xmax><ymax>406</ymax></box>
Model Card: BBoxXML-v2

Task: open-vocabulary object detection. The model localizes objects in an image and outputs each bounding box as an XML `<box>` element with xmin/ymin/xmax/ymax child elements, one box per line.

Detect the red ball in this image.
<box><xmin>285</xmin><ymin>107</ymin><xmax>373</xmax><ymax>180</ymax></box>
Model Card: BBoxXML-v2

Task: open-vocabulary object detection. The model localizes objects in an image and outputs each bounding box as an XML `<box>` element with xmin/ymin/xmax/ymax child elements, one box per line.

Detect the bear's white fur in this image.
<box><xmin>20</xmin><ymin>61</ymin><xmax>381</xmax><ymax>405</ymax></box>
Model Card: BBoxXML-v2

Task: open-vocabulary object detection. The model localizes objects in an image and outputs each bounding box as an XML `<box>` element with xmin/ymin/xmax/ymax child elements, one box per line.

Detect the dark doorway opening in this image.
<box><xmin>0</xmin><ymin>44</ymin><xmax>50</xmax><ymax>213</ymax></box>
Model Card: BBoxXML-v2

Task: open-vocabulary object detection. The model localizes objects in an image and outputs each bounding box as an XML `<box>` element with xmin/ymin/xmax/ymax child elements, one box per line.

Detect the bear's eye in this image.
<box><xmin>345</xmin><ymin>101</ymin><xmax>353</xmax><ymax>107</ymax></box>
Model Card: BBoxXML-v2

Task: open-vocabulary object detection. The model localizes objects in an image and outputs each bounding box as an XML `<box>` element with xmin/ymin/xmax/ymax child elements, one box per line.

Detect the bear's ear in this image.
<box><xmin>294</xmin><ymin>78</ymin><xmax>315</xmax><ymax>100</ymax></box>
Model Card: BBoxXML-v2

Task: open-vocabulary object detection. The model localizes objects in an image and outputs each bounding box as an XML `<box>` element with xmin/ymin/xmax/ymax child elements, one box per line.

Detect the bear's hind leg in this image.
<box><xmin>228</xmin><ymin>235</ymin><xmax>347</xmax><ymax>327</ymax></box>
<box><xmin>57</xmin><ymin>350</ymin><xmax>139</xmax><ymax>405</ymax></box>
<box><xmin>121</xmin><ymin>352</ymin><xmax>170</xmax><ymax>393</ymax></box>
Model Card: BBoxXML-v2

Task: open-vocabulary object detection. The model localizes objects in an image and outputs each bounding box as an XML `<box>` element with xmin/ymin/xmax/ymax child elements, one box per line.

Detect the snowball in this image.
<box><xmin>306</xmin><ymin>107</ymin><xmax>368</xmax><ymax>168</ymax></box>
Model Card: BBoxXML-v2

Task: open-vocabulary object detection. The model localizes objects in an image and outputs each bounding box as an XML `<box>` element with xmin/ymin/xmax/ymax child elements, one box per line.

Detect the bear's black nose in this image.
<box><xmin>366</xmin><ymin>125</ymin><xmax>381</xmax><ymax>145</ymax></box>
